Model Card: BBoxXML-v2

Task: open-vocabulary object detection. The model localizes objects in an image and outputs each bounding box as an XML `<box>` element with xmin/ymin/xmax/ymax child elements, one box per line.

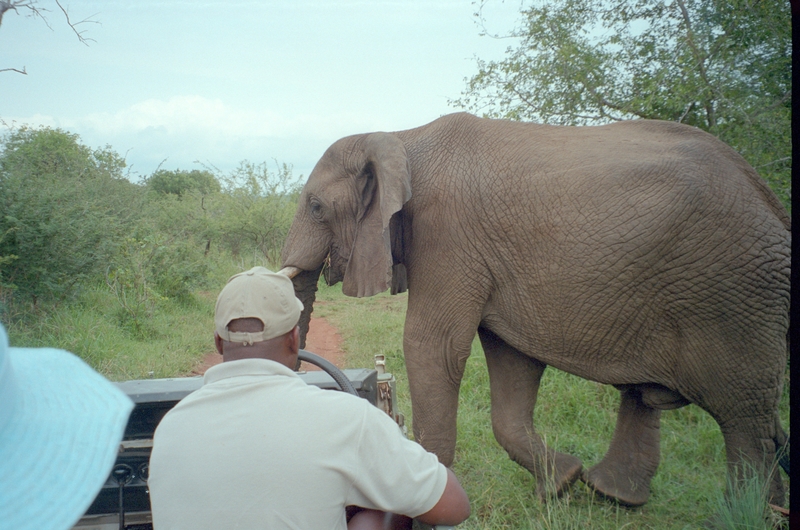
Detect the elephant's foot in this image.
<box><xmin>580</xmin><ymin>386</ymin><xmax>661</xmax><ymax>506</ymax></box>
<box><xmin>581</xmin><ymin>459</ymin><xmax>654</xmax><ymax>507</ymax></box>
<box><xmin>533</xmin><ymin>450</ymin><xmax>583</xmax><ymax>500</ymax></box>
<box><xmin>720</xmin><ymin>431</ymin><xmax>786</xmax><ymax>507</ymax></box>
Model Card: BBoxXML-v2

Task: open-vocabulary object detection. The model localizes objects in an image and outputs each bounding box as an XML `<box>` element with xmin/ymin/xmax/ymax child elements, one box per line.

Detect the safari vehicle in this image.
<box><xmin>72</xmin><ymin>351</ymin><xmax>449</xmax><ymax>530</ymax></box>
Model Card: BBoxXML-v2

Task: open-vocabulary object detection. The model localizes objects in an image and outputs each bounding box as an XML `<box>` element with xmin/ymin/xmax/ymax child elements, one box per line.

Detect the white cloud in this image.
<box><xmin>78</xmin><ymin>95</ymin><xmax>286</xmax><ymax>138</ymax></box>
<box><xmin>53</xmin><ymin>95</ymin><xmax>385</xmax><ymax>145</ymax></box>
<box><xmin>2</xmin><ymin>95</ymin><xmax>441</xmax><ymax>178</ymax></box>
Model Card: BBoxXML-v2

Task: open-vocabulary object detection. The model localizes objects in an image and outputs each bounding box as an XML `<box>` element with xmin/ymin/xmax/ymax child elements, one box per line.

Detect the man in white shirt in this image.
<box><xmin>148</xmin><ymin>266</ymin><xmax>470</xmax><ymax>529</ymax></box>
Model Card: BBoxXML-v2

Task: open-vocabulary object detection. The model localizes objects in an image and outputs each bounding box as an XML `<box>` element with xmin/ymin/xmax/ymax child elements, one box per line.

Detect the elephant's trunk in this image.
<box><xmin>287</xmin><ymin>265</ymin><xmax>323</xmax><ymax>349</ymax></box>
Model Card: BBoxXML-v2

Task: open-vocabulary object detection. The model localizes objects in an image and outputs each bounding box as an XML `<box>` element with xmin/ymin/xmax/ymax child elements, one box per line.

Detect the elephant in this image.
<box><xmin>279</xmin><ymin>112</ymin><xmax>790</xmax><ymax>507</ymax></box>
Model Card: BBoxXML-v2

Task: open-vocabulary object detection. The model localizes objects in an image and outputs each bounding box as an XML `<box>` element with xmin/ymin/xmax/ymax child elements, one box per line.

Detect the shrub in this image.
<box><xmin>0</xmin><ymin>126</ymin><xmax>142</xmax><ymax>308</ymax></box>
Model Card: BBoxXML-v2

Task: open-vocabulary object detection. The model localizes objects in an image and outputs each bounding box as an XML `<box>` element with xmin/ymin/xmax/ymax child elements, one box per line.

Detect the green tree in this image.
<box><xmin>146</xmin><ymin>169</ymin><xmax>220</xmax><ymax>197</ymax></box>
<box><xmin>212</xmin><ymin>160</ymin><xmax>301</xmax><ymax>265</ymax></box>
<box><xmin>455</xmin><ymin>0</ymin><xmax>790</xmax><ymax>208</ymax></box>
<box><xmin>0</xmin><ymin>126</ymin><xmax>141</xmax><ymax>305</ymax></box>
<box><xmin>131</xmin><ymin>191</ymin><xmax>214</xmax><ymax>300</ymax></box>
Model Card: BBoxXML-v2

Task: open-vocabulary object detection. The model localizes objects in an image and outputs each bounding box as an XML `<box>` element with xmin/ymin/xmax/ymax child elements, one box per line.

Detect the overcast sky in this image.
<box><xmin>1</xmin><ymin>1</ymin><xmax>522</xmax><ymax>182</ymax></box>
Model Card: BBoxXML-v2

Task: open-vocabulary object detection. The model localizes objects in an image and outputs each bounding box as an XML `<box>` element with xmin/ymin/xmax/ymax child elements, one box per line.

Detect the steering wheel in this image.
<box><xmin>298</xmin><ymin>349</ymin><xmax>359</xmax><ymax>397</ymax></box>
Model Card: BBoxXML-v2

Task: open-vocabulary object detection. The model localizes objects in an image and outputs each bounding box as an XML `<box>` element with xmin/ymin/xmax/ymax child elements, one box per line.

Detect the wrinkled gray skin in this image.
<box><xmin>281</xmin><ymin>113</ymin><xmax>790</xmax><ymax>506</ymax></box>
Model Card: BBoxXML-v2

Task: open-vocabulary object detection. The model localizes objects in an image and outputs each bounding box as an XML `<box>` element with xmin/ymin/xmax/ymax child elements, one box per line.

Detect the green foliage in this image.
<box><xmin>105</xmin><ymin>238</ymin><xmax>162</xmax><ymax>337</ymax></box>
<box><xmin>105</xmin><ymin>232</ymin><xmax>206</xmax><ymax>337</ymax></box>
<box><xmin>456</xmin><ymin>0</ymin><xmax>791</xmax><ymax>209</ymax></box>
<box><xmin>0</xmin><ymin>126</ymin><xmax>142</xmax><ymax>304</ymax></box>
<box><xmin>210</xmin><ymin>160</ymin><xmax>302</xmax><ymax>264</ymax></box>
<box><xmin>136</xmin><ymin>194</ymin><xmax>214</xmax><ymax>297</ymax></box>
<box><xmin>147</xmin><ymin>168</ymin><xmax>220</xmax><ymax>196</ymax></box>
<box><xmin>0</xmin><ymin>124</ymin><xmax>300</xmax><ymax>345</ymax></box>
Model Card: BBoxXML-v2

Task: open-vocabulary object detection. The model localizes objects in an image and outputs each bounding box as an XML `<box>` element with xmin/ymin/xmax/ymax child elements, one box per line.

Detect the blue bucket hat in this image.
<box><xmin>0</xmin><ymin>323</ymin><xmax>134</xmax><ymax>530</ymax></box>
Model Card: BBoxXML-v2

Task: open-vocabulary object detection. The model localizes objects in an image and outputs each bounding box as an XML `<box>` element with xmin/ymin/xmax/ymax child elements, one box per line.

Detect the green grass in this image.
<box><xmin>4</xmin><ymin>254</ymin><xmax>280</xmax><ymax>379</ymax></box>
<box><xmin>708</xmin><ymin>460</ymin><xmax>788</xmax><ymax>530</ymax></box>
<box><xmin>5</xmin><ymin>285</ymin><xmax>217</xmax><ymax>379</ymax></box>
<box><xmin>311</xmin><ymin>282</ymin><xmax>790</xmax><ymax>529</ymax></box>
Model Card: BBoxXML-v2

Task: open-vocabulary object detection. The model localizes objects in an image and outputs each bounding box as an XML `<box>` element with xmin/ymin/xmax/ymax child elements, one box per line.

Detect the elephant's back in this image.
<box><xmin>598</xmin><ymin>119</ymin><xmax>790</xmax><ymax>230</ymax></box>
<box><xmin>406</xmin><ymin>114</ymin><xmax>790</xmax><ymax>277</ymax></box>
<box><xmin>435</xmin><ymin>116</ymin><xmax>788</xmax><ymax>234</ymax></box>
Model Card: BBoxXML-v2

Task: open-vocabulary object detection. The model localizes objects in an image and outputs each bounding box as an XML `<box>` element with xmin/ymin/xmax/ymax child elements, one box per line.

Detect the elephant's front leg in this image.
<box><xmin>404</xmin><ymin>328</ymin><xmax>472</xmax><ymax>467</ymax></box>
<box><xmin>582</xmin><ymin>386</ymin><xmax>661</xmax><ymax>506</ymax></box>
<box><xmin>479</xmin><ymin>328</ymin><xmax>582</xmax><ymax>499</ymax></box>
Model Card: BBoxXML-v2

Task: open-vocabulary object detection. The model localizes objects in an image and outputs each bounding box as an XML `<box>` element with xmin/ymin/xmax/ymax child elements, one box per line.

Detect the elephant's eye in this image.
<box><xmin>309</xmin><ymin>198</ymin><xmax>324</xmax><ymax>220</ymax></box>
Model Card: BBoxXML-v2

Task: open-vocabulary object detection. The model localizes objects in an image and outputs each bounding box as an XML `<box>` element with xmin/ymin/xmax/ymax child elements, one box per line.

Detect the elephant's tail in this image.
<box><xmin>775</xmin><ymin>434</ymin><xmax>790</xmax><ymax>475</ymax></box>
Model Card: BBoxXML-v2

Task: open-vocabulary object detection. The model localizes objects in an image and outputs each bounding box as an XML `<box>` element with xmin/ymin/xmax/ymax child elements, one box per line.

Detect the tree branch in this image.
<box><xmin>2</xmin><ymin>1</ymin><xmax>98</xmax><ymax>73</ymax></box>
<box><xmin>0</xmin><ymin>1</ymin><xmax>97</xmax><ymax>43</ymax></box>
<box><xmin>0</xmin><ymin>3</ymin><xmax>11</xmax><ymax>26</ymax></box>
<box><xmin>755</xmin><ymin>156</ymin><xmax>790</xmax><ymax>170</ymax></box>
<box><xmin>0</xmin><ymin>1</ymin><xmax>17</xmax><ymax>27</ymax></box>
<box><xmin>508</xmin><ymin>83</ymin><xmax>543</xmax><ymax>117</ymax></box>
<box><xmin>748</xmin><ymin>89</ymin><xmax>792</xmax><ymax>120</ymax></box>
<box><xmin>584</xmin><ymin>83</ymin><xmax>651</xmax><ymax>120</ymax></box>
<box><xmin>0</xmin><ymin>66</ymin><xmax>27</xmax><ymax>74</ymax></box>
<box><xmin>54</xmin><ymin>0</ymin><xmax>97</xmax><ymax>45</ymax></box>
<box><xmin>676</xmin><ymin>0</ymin><xmax>716</xmax><ymax>128</ymax></box>
<box><xmin>0</xmin><ymin>1</ymin><xmax>49</xmax><ymax>29</ymax></box>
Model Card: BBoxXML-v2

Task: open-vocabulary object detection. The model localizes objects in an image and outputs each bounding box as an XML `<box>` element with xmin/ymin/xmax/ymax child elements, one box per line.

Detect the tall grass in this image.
<box><xmin>5</xmin><ymin>285</ymin><xmax>216</xmax><ymax>379</ymax></box>
<box><xmin>3</xmin><ymin>252</ymin><xmax>275</xmax><ymax>380</ymax></box>
<box><xmin>709</xmin><ymin>460</ymin><xmax>788</xmax><ymax>530</ymax></box>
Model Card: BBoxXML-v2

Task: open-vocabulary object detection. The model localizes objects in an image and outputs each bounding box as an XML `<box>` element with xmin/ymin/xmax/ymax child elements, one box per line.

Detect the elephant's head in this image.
<box><xmin>280</xmin><ymin>132</ymin><xmax>412</xmax><ymax>345</ymax></box>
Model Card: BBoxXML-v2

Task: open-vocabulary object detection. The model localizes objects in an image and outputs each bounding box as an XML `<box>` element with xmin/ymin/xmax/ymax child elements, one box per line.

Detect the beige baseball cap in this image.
<box><xmin>215</xmin><ymin>266</ymin><xmax>304</xmax><ymax>345</ymax></box>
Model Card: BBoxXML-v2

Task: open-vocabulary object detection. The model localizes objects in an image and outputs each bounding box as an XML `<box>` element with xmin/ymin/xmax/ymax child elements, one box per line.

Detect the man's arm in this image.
<box><xmin>413</xmin><ymin>467</ymin><xmax>470</xmax><ymax>526</ymax></box>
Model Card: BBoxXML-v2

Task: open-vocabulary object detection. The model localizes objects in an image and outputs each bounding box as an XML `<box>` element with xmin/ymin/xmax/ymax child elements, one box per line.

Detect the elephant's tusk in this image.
<box><xmin>277</xmin><ymin>266</ymin><xmax>302</xmax><ymax>279</ymax></box>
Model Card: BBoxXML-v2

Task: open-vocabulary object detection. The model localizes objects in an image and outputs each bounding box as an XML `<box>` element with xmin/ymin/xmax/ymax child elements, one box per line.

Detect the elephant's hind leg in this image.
<box><xmin>716</xmin><ymin>410</ymin><xmax>786</xmax><ymax>507</ymax></box>
<box><xmin>684</xmin><ymin>332</ymin><xmax>787</xmax><ymax>506</ymax></box>
<box><xmin>479</xmin><ymin>328</ymin><xmax>582</xmax><ymax>500</ymax></box>
<box><xmin>582</xmin><ymin>385</ymin><xmax>661</xmax><ymax>507</ymax></box>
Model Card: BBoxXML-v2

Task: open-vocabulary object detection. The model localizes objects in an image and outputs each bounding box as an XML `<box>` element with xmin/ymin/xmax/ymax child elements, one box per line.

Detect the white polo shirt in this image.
<box><xmin>148</xmin><ymin>358</ymin><xmax>448</xmax><ymax>529</ymax></box>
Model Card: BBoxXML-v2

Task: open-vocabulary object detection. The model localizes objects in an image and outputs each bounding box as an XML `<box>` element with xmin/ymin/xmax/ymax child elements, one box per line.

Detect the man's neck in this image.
<box><xmin>222</xmin><ymin>348</ymin><xmax>296</xmax><ymax>370</ymax></box>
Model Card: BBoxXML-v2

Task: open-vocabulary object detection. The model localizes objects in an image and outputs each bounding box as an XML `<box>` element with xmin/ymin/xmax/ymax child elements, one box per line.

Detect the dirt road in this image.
<box><xmin>191</xmin><ymin>317</ymin><xmax>346</xmax><ymax>375</ymax></box>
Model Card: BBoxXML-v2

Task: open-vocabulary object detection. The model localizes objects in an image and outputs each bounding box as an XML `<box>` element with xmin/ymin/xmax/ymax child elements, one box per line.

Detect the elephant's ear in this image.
<box><xmin>342</xmin><ymin>132</ymin><xmax>412</xmax><ymax>297</ymax></box>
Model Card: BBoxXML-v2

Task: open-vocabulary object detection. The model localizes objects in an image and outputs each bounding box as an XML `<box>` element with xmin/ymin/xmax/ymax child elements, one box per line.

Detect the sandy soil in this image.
<box><xmin>190</xmin><ymin>316</ymin><xmax>346</xmax><ymax>375</ymax></box>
